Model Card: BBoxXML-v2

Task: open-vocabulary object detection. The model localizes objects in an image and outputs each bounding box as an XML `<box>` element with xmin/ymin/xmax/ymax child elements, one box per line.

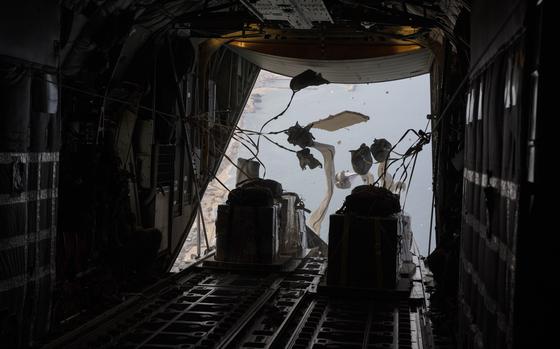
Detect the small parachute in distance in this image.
<box><xmin>335</xmin><ymin>171</ymin><xmax>358</xmax><ymax>189</ymax></box>
<box><xmin>287</xmin><ymin>122</ymin><xmax>315</xmax><ymax>148</ymax></box>
<box><xmin>371</xmin><ymin>138</ymin><xmax>392</xmax><ymax>162</ymax></box>
<box><xmin>350</xmin><ymin>143</ymin><xmax>373</xmax><ymax>175</ymax></box>
<box><xmin>290</xmin><ymin>69</ymin><xmax>329</xmax><ymax>92</ymax></box>
<box><xmin>296</xmin><ymin>148</ymin><xmax>322</xmax><ymax>170</ymax></box>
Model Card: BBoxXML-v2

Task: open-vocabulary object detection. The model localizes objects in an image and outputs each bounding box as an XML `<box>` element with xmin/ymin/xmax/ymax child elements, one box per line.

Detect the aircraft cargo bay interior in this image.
<box><xmin>0</xmin><ymin>1</ymin><xmax>553</xmax><ymax>348</ymax></box>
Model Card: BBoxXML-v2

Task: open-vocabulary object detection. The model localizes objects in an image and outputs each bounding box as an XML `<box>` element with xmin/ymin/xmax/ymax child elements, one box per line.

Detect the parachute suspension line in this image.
<box><xmin>250</xmin><ymin>90</ymin><xmax>296</xmax><ymax>161</ymax></box>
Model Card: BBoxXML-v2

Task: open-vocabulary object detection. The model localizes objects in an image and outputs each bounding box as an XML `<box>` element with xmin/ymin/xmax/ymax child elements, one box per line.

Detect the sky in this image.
<box><xmin>233</xmin><ymin>70</ymin><xmax>436</xmax><ymax>255</ymax></box>
<box><xmin>175</xmin><ymin>69</ymin><xmax>436</xmax><ymax>267</ymax></box>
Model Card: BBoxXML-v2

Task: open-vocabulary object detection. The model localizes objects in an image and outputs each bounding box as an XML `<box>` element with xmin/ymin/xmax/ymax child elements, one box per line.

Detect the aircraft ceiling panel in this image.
<box><xmin>228</xmin><ymin>45</ymin><xmax>433</xmax><ymax>84</ymax></box>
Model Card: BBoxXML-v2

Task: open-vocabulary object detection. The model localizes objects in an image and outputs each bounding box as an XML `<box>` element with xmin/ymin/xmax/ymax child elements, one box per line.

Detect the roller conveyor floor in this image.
<box><xmin>45</xmin><ymin>255</ymin><xmax>433</xmax><ymax>349</ymax></box>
